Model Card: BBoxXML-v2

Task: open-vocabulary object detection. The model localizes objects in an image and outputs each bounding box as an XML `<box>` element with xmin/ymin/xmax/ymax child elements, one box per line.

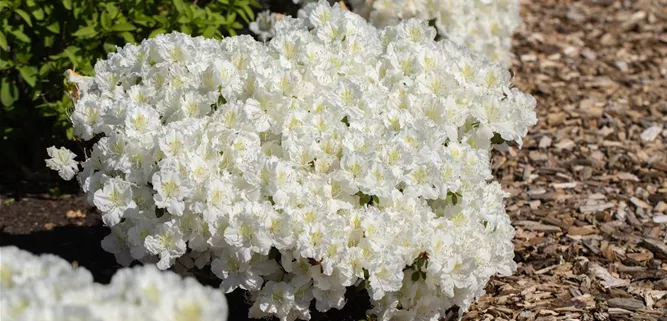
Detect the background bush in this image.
<box><xmin>0</xmin><ymin>0</ymin><xmax>259</xmax><ymax>196</ymax></box>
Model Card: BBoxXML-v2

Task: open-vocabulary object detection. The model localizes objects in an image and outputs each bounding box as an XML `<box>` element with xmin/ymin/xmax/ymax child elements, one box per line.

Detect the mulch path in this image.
<box><xmin>1</xmin><ymin>0</ymin><xmax>666</xmax><ymax>320</ymax></box>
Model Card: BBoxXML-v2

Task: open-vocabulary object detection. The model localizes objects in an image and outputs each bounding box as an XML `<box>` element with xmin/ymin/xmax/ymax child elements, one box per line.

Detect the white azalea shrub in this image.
<box><xmin>48</xmin><ymin>1</ymin><xmax>536</xmax><ymax>320</ymax></box>
<box><xmin>0</xmin><ymin>246</ymin><xmax>228</xmax><ymax>321</ymax></box>
<box><xmin>347</xmin><ymin>0</ymin><xmax>520</xmax><ymax>67</ymax></box>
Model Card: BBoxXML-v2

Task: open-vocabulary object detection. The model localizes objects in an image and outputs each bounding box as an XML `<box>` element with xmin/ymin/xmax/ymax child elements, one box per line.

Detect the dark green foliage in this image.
<box><xmin>0</xmin><ymin>0</ymin><xmax>259</xmax><ymax>194</ymax></box>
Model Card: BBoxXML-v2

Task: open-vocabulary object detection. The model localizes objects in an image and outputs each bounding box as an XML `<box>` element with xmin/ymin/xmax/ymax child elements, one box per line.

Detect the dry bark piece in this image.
<box><xmin>607</xmin><ymin>298</ymin><xmax>645</xmax><ymax>311</ymax></box>
<box><xmin>640</xmin><ymin>238</ymin><xmax>667</xmax><ymax>259</ymax></box>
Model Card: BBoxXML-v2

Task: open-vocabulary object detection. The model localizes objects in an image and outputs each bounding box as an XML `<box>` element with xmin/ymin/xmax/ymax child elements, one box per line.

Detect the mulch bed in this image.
<box><xmin>1</xmin><ymin>0</ymin><xmax>666</xmax><ymax>320</ymax></box>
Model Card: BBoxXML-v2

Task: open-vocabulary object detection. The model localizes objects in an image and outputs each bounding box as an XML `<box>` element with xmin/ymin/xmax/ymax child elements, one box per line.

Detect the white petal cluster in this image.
<box><xmin>0</xmin><ymin>246</ymin><xmax>228</xmax><ymax>321</ymax></box>
<box><xmin>52</xmin><ymin>1</ymin><xmax>536</xmax><ymax>320</ymax></box>
<box><xmin>348</xmin><ymin>0</ymin><xmax>521</xmax><ymax>67</ymax></box>
<box><xmin>45</xmin><ymin>146</ymin><xmax>80</xmax><ymax>180</ymax></box>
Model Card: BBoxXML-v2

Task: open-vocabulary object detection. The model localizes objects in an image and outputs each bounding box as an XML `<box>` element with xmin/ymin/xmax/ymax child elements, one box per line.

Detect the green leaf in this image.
<box><xmin>180</xmin><ymin>24</ymin><xmax>192</xmax><ymax>34</ymax></box>
<box><xmin>118</xmin><ymin>31</ymin><xmax>135</xmax><ymax>44</ymax></box>
<box><xmin>105</xmin><ymin>3</ymin><xmax>119</xmax><ymax>18</ymax></box>
<box><xmin>411</xmin><ymin>271</ymin><xmax>420</xmax><ymax>282</ymax></box>
<box><xmin>31</xmin><ymin>7</ymin><xmax>45</xmax><ymax>20</ymax></box>
<box><xmin>148</xmin><ymin>28</ymin><xmax>166</xmax><ymax>38</ymax></box>
<box><xmin>60</xmin><ymin>46</ymin><xmax>81</xmax><ymax>65</ymax></box>
<box><xmin>237</xmin><ymin>8</ymin><xmax>249</xmax><ymax>23</ymax></box>
<box><xmin>100</xmin><ymin>11</ymin><xmax>111</xmax><ymax>30</ymax></box>
<box><xmin>1</xmin><ymin>78</ymin><xmax>17</xmax><ymax>107</ymax></box>
<box><xmin>110</xmin><ymin>22</ymin><xmax>136</xmax><ymax>32</ymax></box>
<box><xmin>72</xmin><ymin>25</ymin><xmax>97</xmax><ymax>38</ymax></box>
<box><xmin>416</xmin><ymin>258</ymin><xmax>424</xmax><ymax>268</ymax></box>
<box><xmin>103</xmin><ymin>42</ymin><xmax>116</xmax><ymax>53</ymax></box>
<box><xmin>0</xmin><ymin>31</ymin><xmax>7</xmax><ymax>51</ymax></box>
<box><xmin>17</xmin><ymin>65</ymin><xmax>38</xmax><ymax>87</ymax></box>
<box><xmin>45</xmin><ymin>22</ymin><xmax>60</xmax><ymax>34</ymax></box>
<box><xmin>172</xmin><ymin>0</ymin><xmax>184</xmax><ymax>13</ymax></box>
<box><xmin>242</xmin><ymin>5</ymin><xmax>254</xmax><ymax>21</ymax></box>
<box><xmin>490</xmin><ymin>132</ymin><xmax>504</xmax><ymax>145</ymax></box>
<box><xmin>14</xmin><ymin>9</ymin><xmax>32</xmax><ymax>27</ymax></box>
<box><xmin>38</xmin><ymin>63</ymin><xmax>51</xmax><ymax>76</ymax></box>
<box><xmin>62</xmin><ymin>0</ymin><xmax>72</xmax><ymax>10</ymax></box>
<box><xmin>202</xmin><ymin>25</ymin><xmax>216</xmax><ymax>38</ymax></box>
<box><xmin>10</xmin><ymin>29</ymin><xmax>30</xmax><ymax>43</ymax></box>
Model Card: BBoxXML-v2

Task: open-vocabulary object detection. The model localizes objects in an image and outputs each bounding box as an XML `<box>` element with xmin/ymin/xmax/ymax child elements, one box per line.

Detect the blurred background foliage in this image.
<box><xmin>0</xmin><ymin>0</ymin><xmax>260</xmax><ymax>196</ymax></box>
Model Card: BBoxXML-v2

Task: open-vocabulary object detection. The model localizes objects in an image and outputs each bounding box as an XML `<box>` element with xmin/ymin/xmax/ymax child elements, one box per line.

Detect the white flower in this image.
<box><xmin>152</xmin><ymin>170</ymin><xmax>189</xmax><ymax>216</ymax></box>
<box><xmin>254</xmin><ymin>281</ymin><xmax>296</xmax><ymax>320</ymax></box>
<box><xmin>250</xmin><ymin>11</ymin><xmax>281</xmax><ymax>42</ymax></box>
<box><xmin>45</xmin><ymin>146</ymin><xmax>79</xmax><ymax>180</ymax></box>
<box><xmin>144</xmin><ymin>221</ymin><xmax>187</xmax><ymax>269</ymax></box>
<box><xmin>93</xmin><ymin>177</ymin><xmax>137</xmax><ymax>226</ymax></box>
<box><xmin>0</xmin><ymin>247</ymin><xmax>229</xmax><ymax>321</ymax></box>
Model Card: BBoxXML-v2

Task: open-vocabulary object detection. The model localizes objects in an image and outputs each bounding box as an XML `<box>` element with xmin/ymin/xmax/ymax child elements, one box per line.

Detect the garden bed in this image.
<box><xmin>1</xmin><ymin>0</ymin><xmax>666</xmax><ymax>320</ymax></box>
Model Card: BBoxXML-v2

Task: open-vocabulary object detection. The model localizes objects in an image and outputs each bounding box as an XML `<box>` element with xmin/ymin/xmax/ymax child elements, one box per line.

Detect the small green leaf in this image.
<box><xmin>72</xmin><ymin>25</ymin><xmax>97</xmax><ymax>38</ymax></box>
<box><xmin>62</xmin><ymin>0</ymin><xmax>72</xmax><ymax>10</ymax></box>
<box><xmin>180</xmin><ymin>24</ymin><xmax>192</xmax><ymax>34</ymax></box>
<box><xmin>100</xmin><ymin>11</ymin><xmax>111</xmax><ymax>30</ymax></box>
<box><xmin>105</xmin><ymin>3</ymin><xmax>119</xmax><ymax>18</ymax></box>
<box><xmin>10</xmin><ymin>30</ymin><xmax>31</xmax><ymax>43</ymax></box>
<box><xmin>411</xmin><ymin>271</ymin><xmax>420</xmax><ymax>282</ymax></box>
<box><xmin>17</xmin><ymin>65</ymin><xmax>38</xmax><ymax>87</ymax></box>
<box><xmin>38</xmin><ymin>63</ymin><xmax>51</xmax><ymax>76</ymax></box>
<box><xmin>103</xmin><ymin>42</ymin><xmax>116</xmax><ymax>53</ymax></box>
<box><xmin>1</xmin><ymin>78</ymin><xmax>17</xmax><ymax>107</ymax></box>
<box><xmin>490</xmin><ymin>132</ymin><xmax>504</xmax><ymax>145</ymax></box>
<box><xmin>45</xmin><ymin>22</ymin><xmax>60</xmax><ymax>34</ymax></box>
<box><xmin>148</xmin><ymin>28</ymin><xmax>167</xmax><ymax>38</ymax></box>
<box><xmin>31</xmin><ymin>7</ymin><xmax>45</xmax><ymax>20</ymax></box>
<box><xmin>172</xmin><ymin>0</ymin><xmax>184</xmax><ymax>12</ymax></box>
<box><xmin>118</xmin><ymin>31</ymin><xmax>135</xmax><ymax>44</ymax></box>
<box><xmin>242</xmin><ymin>5</ymin><xmax>254</xmax><ymax>21</ymax></box>
<box><xmin>202</xmin><ymin>25</ymin><xmax>216</xmax><ymax>38</ymax></box>
<box><xmin>110</xmin><ymin>22</ymin><xmax>136</xmax><ymax>32</ymax></box>
<box><xmin>66</xmin><ymin>127</ymin><xmax>74</xmax><ymax>140</ymax></box>
<box><xmin>0</xmin><ymin>31</ymin><xmax>8</xmax><ymax>51</ymax></box>
<box><xmin>416</xmin><ymin>258</ymin><xmax>424</xmax><ymax>268</ymax></box>
<box><xmin>14</xmin><ymin>9</ymin><xmax>32</xmax><ymax>27</ymax></box>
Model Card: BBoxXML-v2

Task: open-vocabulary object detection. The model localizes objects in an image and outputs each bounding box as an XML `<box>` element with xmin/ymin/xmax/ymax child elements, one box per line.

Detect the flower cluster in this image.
<box><xmin>50</xmin><ymin>1</ymin><xmax>536</xmax><ymax>320</ymax></box>
<box><xmin>348</xmin><ymin>0</ymin><xmax>521</xmax><ymax>67</ymax></box>
<box><xmin>0</xmin><ymin>246</ymin><xmax>229</xmax><ymax>321</ymax></box>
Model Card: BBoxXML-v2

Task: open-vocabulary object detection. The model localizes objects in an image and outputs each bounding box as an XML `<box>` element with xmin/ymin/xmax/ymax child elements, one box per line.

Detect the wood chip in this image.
<box><xmin>640</xmin><ymin>238</ymin><xmax>667</xmax><ymax>259</ymax></box>
<box><xmin>607</xmin><ymin>298</ymin><xmax>645</xmax><ymax>311</ymax></box>
<box><xmin>568</xmin><ymin>225</ymin><xmax>597</xmax><ymax>236</ymax></box>
<box><xmin>617</xmin><ymin>172</ymin><xmax>640</xmax><ymax>182</ymax></box>
<box><xmin>589</xmin><ymin>263</ymin><xmax>630</xmax><ymax>288</ymax></box>
<box><xmin>579</xmin><ymin>202</ymin><xmax>614</xmax><ymax>214</ymax></box>
<box><xmin>630</xmin><ymin>197</ymin><xmax>652</xmax><ymax>209</ymax></box>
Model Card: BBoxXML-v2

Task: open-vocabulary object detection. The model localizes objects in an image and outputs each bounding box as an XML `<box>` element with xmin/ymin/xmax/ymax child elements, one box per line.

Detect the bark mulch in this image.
<box><xmin>0</xmin><ymin>0</ymin><xmax>666</xmax><ymax>320</ymax></box>
<box><xmin>464</xmin><ymin>0</ymin><xmax>667</xmax><ymax>320</ymax></box>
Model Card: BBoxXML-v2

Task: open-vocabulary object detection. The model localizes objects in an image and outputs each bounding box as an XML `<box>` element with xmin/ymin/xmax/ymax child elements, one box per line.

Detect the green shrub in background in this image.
<box><xmin>0</xmin><ymin>0</ymin><xmax>259</xmax><ymax>194</ymax></box>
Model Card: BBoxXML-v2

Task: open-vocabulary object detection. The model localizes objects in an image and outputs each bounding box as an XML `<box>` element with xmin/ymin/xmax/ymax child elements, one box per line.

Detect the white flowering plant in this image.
<box><xmin>0</xmin><ymin>246</ymin><xmax>229</xmax><ymax>321</ymax></box>
<box><xmin>46</xmin><ymin>1</ymin><xmax>536</xmax><ymax>320</ymax></box>
<box><xmin>261</xmin><ymin>0</ymin><xmax>521</xmax><ymax>68</ymax></box>
<box><xmin>349</xmin><ymin>0</ymin><xmax>521</xmax><ymax>67</ymax></box>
